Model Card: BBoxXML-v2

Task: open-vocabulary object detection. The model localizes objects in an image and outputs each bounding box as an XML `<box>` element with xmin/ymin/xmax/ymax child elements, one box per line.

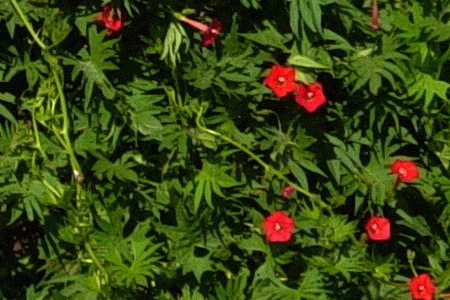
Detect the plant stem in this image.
<box><xmin>84</xmin><ymin>240</ymin><xmax>108</xmax><ymax>281</ymax></box>
<box><xmin>9</xmin><ymin>0</ymin><xmax>47</xmax><ymax>50</ymax></box>
<box><xmin>171</xmin><ymin>68</ymin><xmax>183</xmax><ymax>108</ymax></box>
<box><xmin>51</xmin><ymin>65</ymin><xmax>82</xmax><ymax>178</ymax></box>
<box><xmin>407</xmin><ymin>249</ymin><xmax>418</xmax><ymax>277</ymax></box>
<box><xmin>195</xmin><ymin>107</ymin><xmax>316</xmax><ymax>199</ymax></box>
<box><xmin>31</xmin><ymin>107</ymin><xmax>49</xmax><ymax>160</ymax></box>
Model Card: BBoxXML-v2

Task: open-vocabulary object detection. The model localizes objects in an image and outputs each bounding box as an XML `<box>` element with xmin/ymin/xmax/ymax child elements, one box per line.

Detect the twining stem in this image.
<box><xmin>195</xmin><ymin>106</ymin><xmax>316</xmax><ymax>199</ymax></box>
<box><xmin>30</xmin><ymin>107</ymin><xmax>49</xmax><ymax>160</ymax></box>
<box><xmin>84</xmin><ymin>240</ymin><xmax>108</xmax><ymax>280</ymax></box>
<box><xmin>9</xmin><ymin>0</ymin><xmax>47</xmax><ymax>50</ymax></box>
<box><xmin>51</xmin><ymin>66</ymin><xmax>82</xmax><ymax>178</ymax></box>
<box><xmin>10</xmin><ymin>0</ymin><xmax>103</xmax><ymax>279</ymax></box>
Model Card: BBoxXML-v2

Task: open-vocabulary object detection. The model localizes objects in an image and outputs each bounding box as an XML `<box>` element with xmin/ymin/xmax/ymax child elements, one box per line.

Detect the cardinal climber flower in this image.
<box><xmin>295</xmin><ymin>82</ymin><xmax>327</xmax><ymax>113</ymax></box>
<box><xmin>364</xmin><ymin>216</ymin><xmax>390</xmax><ymax>241</ymax></box>
<box><xmin>263</xmin><ymin>65</ymin><xmax>297</xmax><ymax>98</ymax></box>
<box><xmin>176</xmin><ymin>14</ymin><xmax>222</xmax><ymax>47</ymax></box>
<box><xmin>372</xmin><ymin>0</ymin><xmax>379</xmax><ymax>30</ymax></box>
<box><xmin>95</xmin><ymin>3</ymin><xmax>124</xmax><ymax>36</ymax></box>
<box><xmin>262</xmin><ymin>211</ymin><xmax>295</xmax><ymax>242</ymax></box>
<box><xmin>390</xmin><ymin>159</ymin><xmax>420</xmax><ymax>183</ymax></box>
<box><xmin>409</xmin><ymin>274</ymin><xmax>436</xmax><ymax>300</ymax></box>
<box><xmin>282</xmin><ymin>185</ymin><xmax>295</xmax><ymax>198</ymax></box>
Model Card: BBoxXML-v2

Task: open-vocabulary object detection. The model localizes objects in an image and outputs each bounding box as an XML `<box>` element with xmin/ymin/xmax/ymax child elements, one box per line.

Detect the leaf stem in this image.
<box><xmin>195</xmin><ymin>106</ymin><xmax>316</xmax><ymax>199</ymax></box>
<box><xmin>9</xmin><ymin>0</ymin><xmax>48</xmax><ymax>50</ymax></box>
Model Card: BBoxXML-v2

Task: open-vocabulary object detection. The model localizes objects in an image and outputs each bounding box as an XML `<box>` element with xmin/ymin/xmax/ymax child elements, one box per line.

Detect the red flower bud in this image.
<box><xmin>371</xmin><ymin>0</ymin><xmax>379</xmax><ymax>30</ymax></box>
<box><xmin>282</xmin><ymin>185</ymin><xmax>295</xmax><ymax>198</ymax></box>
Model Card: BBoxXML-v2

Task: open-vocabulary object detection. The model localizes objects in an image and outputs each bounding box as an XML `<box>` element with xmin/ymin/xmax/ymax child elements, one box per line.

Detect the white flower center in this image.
<box><xmin>275</xmin><ymin>223</ymin><xmax>283</xmax><ymax>231</ymax></box>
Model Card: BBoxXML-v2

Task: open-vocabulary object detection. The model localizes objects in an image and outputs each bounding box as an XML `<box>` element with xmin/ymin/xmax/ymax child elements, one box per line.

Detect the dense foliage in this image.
<box><xmin>1</xmin><ymin>0</ymin><xmax>450</xmax><ymax>299</ymax></box>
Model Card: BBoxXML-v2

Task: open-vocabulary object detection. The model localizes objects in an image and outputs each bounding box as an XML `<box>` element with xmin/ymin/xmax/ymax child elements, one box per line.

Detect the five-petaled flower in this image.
<box><xmin>295</xmin><ymin>82</ymin><xmax>327</xmax><ymax>113</ymax></box>
<box><xmin>365</xmin><ymin>216</ymin><xmax>390</xmax><ymax>241</ymax></box>
<box><xmin>179</xmin><ymin>16</ymin><xmax>223</xmax><ymax>47</ymax></box>
<box><xmin>95</xmin><ymin>4</ymin><xmax>124</xmax><ymax>36</ymax></box>
<box><xmin>263</xmin><ymin>211</ymin><xmax>295</xmax><ymax>242</ymax></box>
<box><xmin>282</xmin><ymin>185</ymin><xmax>295</xmax><ymax>198</ymax></box>
<box><xmin>409</xmin><ymin>273</ymin><xmax>436</xmax><ymax>300</ymax></box>
<box><xmin>263</xmin><ymin>65</ymin><xmax>298</xmax><ymax>98</ymax></box>
<box><xmin>390</xmin><ymin>159</ymin><xmax>420</xmax><ymax>183</ymax></box>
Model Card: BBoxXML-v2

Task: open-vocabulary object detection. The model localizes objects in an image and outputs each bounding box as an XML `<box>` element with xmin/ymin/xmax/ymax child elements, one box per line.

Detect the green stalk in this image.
<box><xmin>84</xmin><ymin>240</ymin><xmax>108</xmax><ymax>281</ymax></box>
<box><xmin>195</xmin><ymin>107</ymin><xmax>316</xmax><ymax>199</ymax></box>
<box><xmin>51</xmin><ymin>66</ymin><xmax>82</xmax><ymax>178</ymax></box>
<box><xmin>9</xmin><ymin>0</ymin><xmax>47</xmax><ymax>50</ymax></box>
<box><xmin>171</xmin><ymin>68</ymin><xmax>183</xmax><ymax>108</ymax></box>
<box><xmin>30</xmin><ymin>107</ymin><xmax>48</xmax><ymax>160</ymax></box>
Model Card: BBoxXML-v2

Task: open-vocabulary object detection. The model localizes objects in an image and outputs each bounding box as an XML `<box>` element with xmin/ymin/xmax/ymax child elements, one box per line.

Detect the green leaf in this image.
<box><xmin>161</xmin><ymin>22</ymin><xmax>188</xmax><ymax>66</ymax></box>
<box><xmin>62</xmin><ymin>26</ymin><xmax>118</xmax><ymax>100</ymax></box>
<box><xmin>297</xmin><ymin>268</ymin><xmax>328</xmax><ymax>298</ymax></box>
<box><xmin>106</xmin><ymin>220</ymin><xmax>162</xmax><ymax>287</ymax></box>
<box><xmin>323</xmin><ymin>29</ymin><xmax>354</xmax><ymax>52</ymax></box>
<box><xmin>408</xmin><ymin>72</ymin><xmax>450</xmax><ymax>108</ymax></box>
<box><xmin>288</xmin><ymin>160</ymin><xmax>309</xmax><ymax>190</ymax></box>
<box><xmin>192</xmin><ymin>160</ymin><xmax>241</xmax><ymax>213</ymax></box>
<box><xmin>215</xmin><ymin>269</ymin><xmax>249</xmax><ymax>300</ymax></box>
<box><xmin>92</xmin><ymin>154</ymin><xmax>139</xmax><ymax>182</ymax></box>
<box><xmin>289</xmin><ymin>0</ymin><xmax>300</xmax><ymax>39</ymax></box>
<box><xmin>287</xmin><ymin>54</ymin><xmax>330</xmax><ymax>69</ymax></box>
<box><xmin>239</xmin><ymin>20</ymin><xmax>291</xmax><ymax>51</ymax></box>
<box><xmin>396</xmin><ymin>209</ymin><xmax>433</xmax><ymax>237</ymax></box>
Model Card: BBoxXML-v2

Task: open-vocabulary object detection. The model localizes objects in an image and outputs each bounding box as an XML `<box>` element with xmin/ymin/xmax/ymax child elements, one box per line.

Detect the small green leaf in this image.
<box><xmin>288</xmin><ymin>54</ymin><xmax>330</xmax><ymax>69</ymax></box>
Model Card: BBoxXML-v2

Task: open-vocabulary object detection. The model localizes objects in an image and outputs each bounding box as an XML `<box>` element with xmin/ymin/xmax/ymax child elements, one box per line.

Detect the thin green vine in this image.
<box><xmin>195</xmin><ymin>106</ymin><xmax>316</xmax><ymax>200</ymax></box>
<box><xmin>84</xmin><ymin>240</ymin><xmax>108</xmax><ymax>282</ymax></box>
<box><xmin>9</xmin><ymin>0</ymin><xmax>48</xmax><ymax>50</ymax></box>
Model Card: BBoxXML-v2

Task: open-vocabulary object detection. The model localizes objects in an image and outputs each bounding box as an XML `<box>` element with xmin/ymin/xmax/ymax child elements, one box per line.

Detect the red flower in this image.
<box><xmin>409</xmin><ymin>274</ymin><xmax>436</xmax><ymax>300</ymax></box>
<box><xmin>282</xmin><ymin>185</ymin><xmax>295</xmax><ymax>198</ymax></box>
<box><xmin>180</xmin><ymin>17</ymin><xmax>222</xmax><ymax>47</ymax></box>
<box><xmin>364</xmin><ymin>216</ymin><xmax>390</xmax><ymax>241</ymax></box>
<box><xmin>262</xmin><ymin>211</ymin><xmax>295</xmax><ymax>242</ymax></box>
<box><xmin>263</xmin><ymin>65</ymin><xmax>297</xmax><ymax>98</ymax></box>
<box><xmin>95</xmin><ymin>4</ymin><xmax>124</xmax><ymax>35</ymax></box>
<box><xmin>295</xmin><ymin>82</ymin><xmax>327</xmax><ymax>113</ymax></box>
<box><xmin>201</xmin><ymin>19</ymin><xmax>223</xmax><ymax>47</ymax></box>
<box><xmin>390</xmin><ymin>159</ymin><xmax>420</xmax><ymax>182</ymax></box>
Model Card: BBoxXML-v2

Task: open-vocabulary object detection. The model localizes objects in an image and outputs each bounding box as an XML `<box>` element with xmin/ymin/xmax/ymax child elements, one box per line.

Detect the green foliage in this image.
<box><xmin>64</xmin><ymin>26</ymin><xmax>119</xmax><ymax>100</ymax></box>
<box><xmin>1</xmin><ymin>0</ymin><xmax>450</xmax><ymax>299</ymax></box>
<box><xmin>193</xmin><ymin>160</ymin><xmax>241</xmax><ymax>213</ymax></box>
